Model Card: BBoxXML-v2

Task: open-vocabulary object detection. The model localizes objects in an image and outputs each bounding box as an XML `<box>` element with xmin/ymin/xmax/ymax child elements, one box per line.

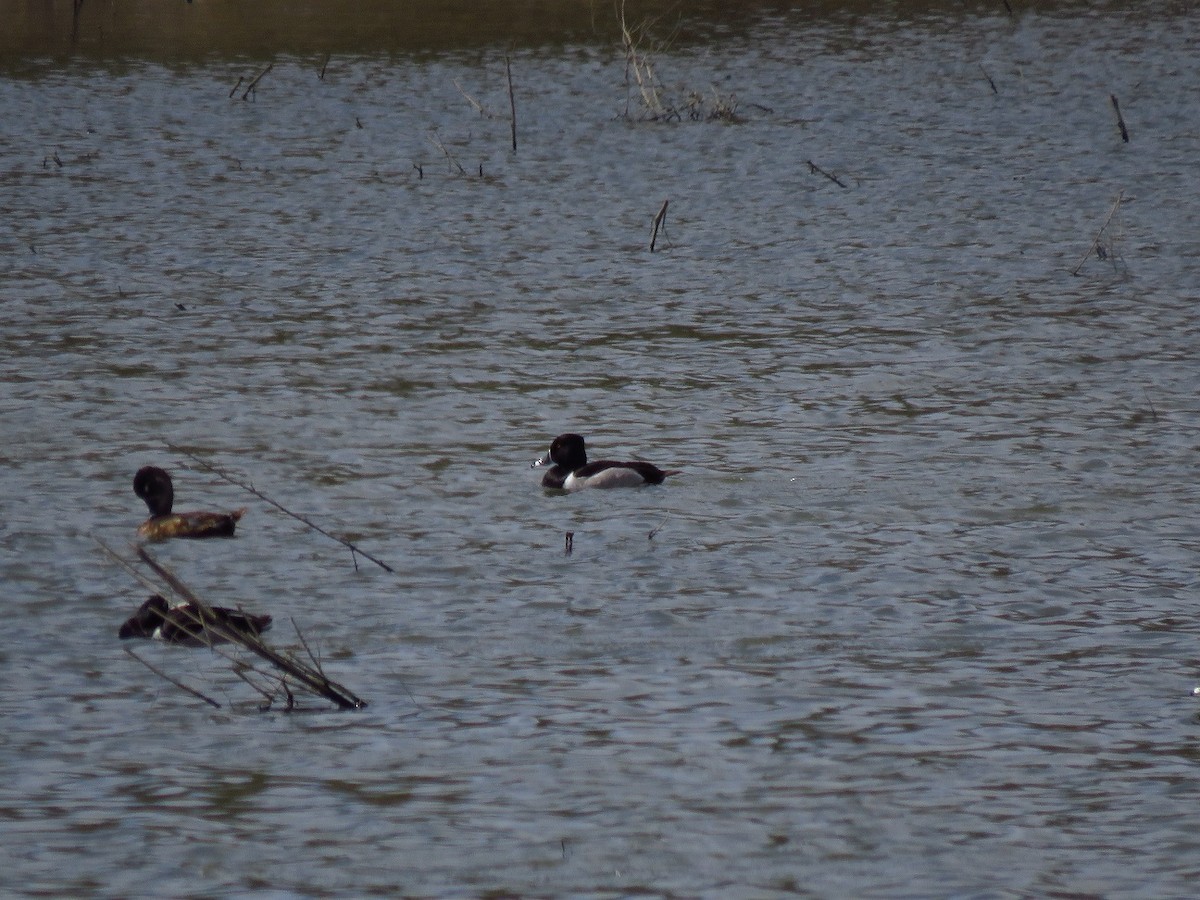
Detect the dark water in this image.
<box><xmin>4</xmin><ymin>1</ymin><xmax>1200</xmax><ymax>896</ymax></box>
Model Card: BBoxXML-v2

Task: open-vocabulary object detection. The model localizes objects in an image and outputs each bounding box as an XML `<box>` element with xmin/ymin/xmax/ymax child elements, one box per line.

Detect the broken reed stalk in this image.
<box><xmin>1142</xmin><ymin>388</ymin><xmax>1158</xmax><ymax>423</ymax></box>
<box><xmin>650</xmin><ymin>198</ymin><xmax>669</xmax><ymax>251</ymax></box>
<box><xmin>428</xmin><ymin>130</ymin><xmax>467</xmax><ymax>175</ymax></box>
<box><xmin>1071</xmin><ymin>189</ymin><xmax>1124</xmax><ymax>276</ymax></box>
<box><xmin>291</xmin><ymin>616</ymin><xmax>323</xmax><ymax>670</ymax></box>
<box><xmin>99</xmin><ymin>537</ymin><xmax>174</xmax><ymax>600</ymax></box>
<box><xmin>125</xmin><ymin>647</ymin><xmax>223</xmax><ymax>709</ymax></box>
<box><xmin>1110</xmin><ymin>94</ymin><xmax>1129</xmax><ymax>142</ymax></box>
<box><xmin>165</xmin><ymin>442</ymin><xmax>395</xmax><ymax>573</ymax></box>
<box><xmin>454</xmin><ymin>78</ymin><xmax>491</xmax><ymax>117</ymax></box>
<box><xmin>228</xmin><ymin>76</ymin><xmax>245</xmax><ymax>99</ymax></box>
<box><xmin>806</xmin><ymin>159</ymin><xmax>847</xmax><ymax>188</ymax></box>
<box><xmin>647</xmin><ymin>515</ymin><xmax>669</xmax><ymax>540</ymax></box>
<box><xmin>133</xmin><ymin>545</ymin><xmax>368</xmax><ymax>710</ymax></box>
<box><xmin>242</xmin><ymin>62</ymin><xmax>274</xmax><ymax>101</ymax></box>
<box><xmin>979</xmin><ymin>64</ymin><xmax>998</xmax><ymax>94</ymax></box>
<box><xmin>506</xmin><ymin>55</ymin><xmax>518</xmax><ymax>152</ymax></box>
<box><xmin>319</xmin><ymin>52</ymin><xmax>330</xmax><ymax>81</ymax></box>
<box><xmin>232</xmin><ymin>664</ymin><xmax>281</xmax><ymax>708</ymax></box>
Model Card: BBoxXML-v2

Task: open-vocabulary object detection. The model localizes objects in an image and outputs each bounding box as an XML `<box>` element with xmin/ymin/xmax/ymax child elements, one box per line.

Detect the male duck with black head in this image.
<box><xmin>118</xmin><ymin>594</ymin><xmax>272</xmax><ymax>646</ymax></box>
<box><xmin>133</xmin><ymin>465</ymin><xmax>246</xmax><ymax>540</ymax></box>
<box><xmin>532</xmin><ymin>433</ymin><xmax>680</xmax><ymax>491</ymax></box>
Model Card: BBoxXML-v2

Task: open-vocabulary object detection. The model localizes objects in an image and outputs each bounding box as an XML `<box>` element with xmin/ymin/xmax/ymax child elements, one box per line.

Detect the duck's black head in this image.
<box><xmin>538</xmin><ymin>433</ymin><xmax>588</xmax><ymax>472</ymax></box>
<box><xmin>133</xmin><ymin>466</ymin><xmax>174</xmax><ymax>516</ymax></box>
<box><xmin>118</xmin><ymin>594</ymin><xmax>171</xmax><ymax>639</ymax></box>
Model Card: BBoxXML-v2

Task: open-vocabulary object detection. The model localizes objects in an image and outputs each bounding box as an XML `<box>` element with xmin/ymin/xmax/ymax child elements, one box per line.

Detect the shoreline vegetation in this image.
<box><xmin>1</xmin><ymin>0</ymin><xmax>1089</xmax><ymax>62</ymax></box>
<box><xmin>4</xmin><ymin>0</ymin><xmax>779</xmax><ymax>61</ymax></box>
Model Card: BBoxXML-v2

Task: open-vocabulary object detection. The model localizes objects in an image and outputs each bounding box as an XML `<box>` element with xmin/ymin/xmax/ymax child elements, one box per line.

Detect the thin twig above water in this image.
<box><xmin>1071</xmin><ymin>190</ymin><xmax>1125</xmax><ymax>276</ymax></box>
<box><xmin>165</xmin><ymin>443</ymin><xmax>395</xmax><ymax>573</ymax></box>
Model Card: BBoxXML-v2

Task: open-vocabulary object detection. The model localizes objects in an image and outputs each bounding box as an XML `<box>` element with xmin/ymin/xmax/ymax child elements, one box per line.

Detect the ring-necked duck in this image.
<box><xmin>134</xmin><ymin>465</ymin><xmax>245</xmax><ymax>540</ymax></box>
<box><xmin>532</xmin><ymin>433</ymin><xmax>680</xmax><ymax>491</ymax></box>
<box><xmin>117</xmin><ymin>594</ymin><xmax>272</xmax><ymax>646</ymax></box>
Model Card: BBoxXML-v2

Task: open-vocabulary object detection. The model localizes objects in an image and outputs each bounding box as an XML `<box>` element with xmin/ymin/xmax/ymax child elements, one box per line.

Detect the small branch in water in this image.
<box><xmin>428</xmin><ymin>130</ymin><xmax>466</xmax><ymax>175</ymax></box>
<box><xmin>232</xmin><ymin>663</ymin><xmax>280</xmax><ymax>710</ymax></box>
<box><xmin>125</xmin><ymin>647</ymin><xmax>223</xmax><ymax>709</ymax></box>
<box><xmin>979</xmin><ymin>64</ymin><xmax>998</xmax><ymax>94</ymax></box>
<box><xmin>1071</xmin><ymin>189</ymin><xmax>1124</xmax><ymax>276</ymax></box>
<box><xmin>1142</xmin><ymin>388</ymin><xmax>1158</xmax><ymax>423</ymax></box>
<box><xmin>1110</xmin><ymin>94</ymin><xmax>1129</xmax><ymax>142</ymax></box>
<box><xmin>506</xmin><ymin>54</ymin><xmax>518</xmax><ymax>152</ymax></box>
<box><xmin>165</xmin><ymin>442</ymin><xmax>395</xmax><ymax>573</ymax></box>
<box><xmin>648</xmin><ymin>515</ymin><xmax>669</xmax><ymax>540</ymax></box>
<box><xmin>650</xmin><ymin>198</ymin><xmax>669</xmax><ymax>252</ymax></box>
<box><xmin>413</xmin><ymin>162</ymin><xmax>423</xmax><ymax>179</ymax></box>
<box><xmin>806</xmin><ymin>159</ymin><xmax>847</xmax><ymax>188</ymax></box>
<box><xmin>319</xmin><ymin>52</ymin><xmax>331</xmax><ymax>81</ymax></box>
<box><xmin>292</xmin><ymin>616</ymin><xmax>322</xmax><ymax>671</ymax></box>
<box><xmin>228</xmin><ymin>76</ymin><xmax>244</xmax><ymax>99</ymax></box>
<box><xmin>242</xmin><ymin>62</ymin><xmax>274</xmax><ymax>101</ymax></box>
<box><xmin>454</xmin><ymin>78</ymin><xmax>494</xmax><ymax>118</ymax></box>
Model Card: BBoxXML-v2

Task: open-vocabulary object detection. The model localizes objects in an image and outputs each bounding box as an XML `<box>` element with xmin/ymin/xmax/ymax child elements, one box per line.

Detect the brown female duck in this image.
<box><xmin>134</xmin><ymin>465</ymin><xmax>245</xmax><ymax>540</ymax></box>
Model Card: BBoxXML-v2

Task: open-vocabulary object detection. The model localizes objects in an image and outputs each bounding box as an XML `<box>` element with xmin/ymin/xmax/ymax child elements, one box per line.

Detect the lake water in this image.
<box><xmin>3</xmin><ymin>1</ymin><xmax>1200</xmax><ymax>896</ymax></box>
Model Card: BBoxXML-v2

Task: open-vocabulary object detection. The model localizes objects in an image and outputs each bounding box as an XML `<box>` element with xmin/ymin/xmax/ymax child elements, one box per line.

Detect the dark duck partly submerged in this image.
<box><xmin>532</xmin><ymin>433</ymin><xmax>680</xmax><ymax>491</ymax></box>
<box><xmin>118</xmin><ymin>594</ymin><xmax>273</xmax><ymax>646</ymax></box>
<box><xmin>134</xmin><ymin>465</ymin><xmax>245</xmax><ymax>540</ymax></box>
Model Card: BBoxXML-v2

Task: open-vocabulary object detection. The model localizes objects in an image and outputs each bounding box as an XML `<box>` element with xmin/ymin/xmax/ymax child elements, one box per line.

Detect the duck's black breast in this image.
<box><xmin>539</xmin><ymin>466</ymin><xmax>571</xmax><ymax>490</ymax></box>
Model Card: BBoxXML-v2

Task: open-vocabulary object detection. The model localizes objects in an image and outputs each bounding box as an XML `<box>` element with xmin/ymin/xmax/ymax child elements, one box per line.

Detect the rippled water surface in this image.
<box><xmin>4</xmin><ymin>2</ymin><xmax>1200</xmax><ymax>896</ymax></box>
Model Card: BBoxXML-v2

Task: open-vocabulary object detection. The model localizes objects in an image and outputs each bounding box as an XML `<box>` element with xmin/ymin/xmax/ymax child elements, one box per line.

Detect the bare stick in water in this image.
<box><xmin>1071</xmin><ymin>189</ymin><xmax>1124</xmax><ymax>276</ymax></box>
<box><xmin>1110</xmin><ymin>94</ymin><xmax>1129</xmax><ymax>142</ymax></box>
<box><xmin>979</xmin><ymin>64</ymin><xmax>998</xmax><ymax>95</ymax></box>
<box><xmin>242</xmin><ymin>62</ymin><xmax>274</xmax><ymax>101</ymax></box>
<box><xmin>806</xmin><ymin>159</ymin><xmax>847</xmax><ymax>188</ymax></box>
<box><xmin>650</xmin><ymin>199</ymin><xmax>669</xmax><ymax>252</ymax></box>
<box><xmin>506</xmin><ymin>55</ymin><xmax>518</xmax><ymax>152</ymax></box>
<box><xmin>319</xmin><ymin>52</ymin><xmax>331</xmax><ymax>81</ymax></box>
<box><xmin>454</xmin><ymin>78</ymin><xmax>493</xmax><ymax>117</ymax></box>
<box><xmin>125</xmin><ymin>647</ymin><xmax>223</xmax><ymax>709</ymax></box>
<box><xmin>428</xmin><ymin>130</ymin><xmax>466</xmax><ymax>175</ymax></box>
<box><xmin>228</xmin><ymin>76</ymin><xmax>245</xmax><ymax>99</ymax></box>
<box><xmin>165</xmin><ymin>442</ymin><xmax>396</xmax><ymax>573</ymax></box>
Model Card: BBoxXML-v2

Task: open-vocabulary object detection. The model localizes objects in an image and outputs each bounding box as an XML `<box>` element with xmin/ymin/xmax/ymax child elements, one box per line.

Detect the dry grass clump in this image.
<box><xmin>618</xmin><ymin>1</ymin><xmax>745</xmax><ymax>124</ymax></box>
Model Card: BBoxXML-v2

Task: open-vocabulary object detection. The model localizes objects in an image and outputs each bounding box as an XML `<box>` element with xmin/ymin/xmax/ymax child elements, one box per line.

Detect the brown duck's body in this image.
<box><xmin>118</xmin><ymin>595</ymin><xmax>272</xmax><ymax>646</ymax></box>
<box><xmin>137</xmin><ymin>510</ymin><xmax>244</xmax><ymax>540</ymax></box>
<box><xmin>133</xmin><ymin>465</ymin><xmax>245</xmax><ymax>540</ymax></box>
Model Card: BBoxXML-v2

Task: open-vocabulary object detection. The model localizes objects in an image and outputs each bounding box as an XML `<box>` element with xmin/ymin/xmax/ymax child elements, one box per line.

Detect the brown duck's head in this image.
<box><xmin>133</xmin><ymin>466</ymin><xmax>174</xmax><ymax>516</ymax></box>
